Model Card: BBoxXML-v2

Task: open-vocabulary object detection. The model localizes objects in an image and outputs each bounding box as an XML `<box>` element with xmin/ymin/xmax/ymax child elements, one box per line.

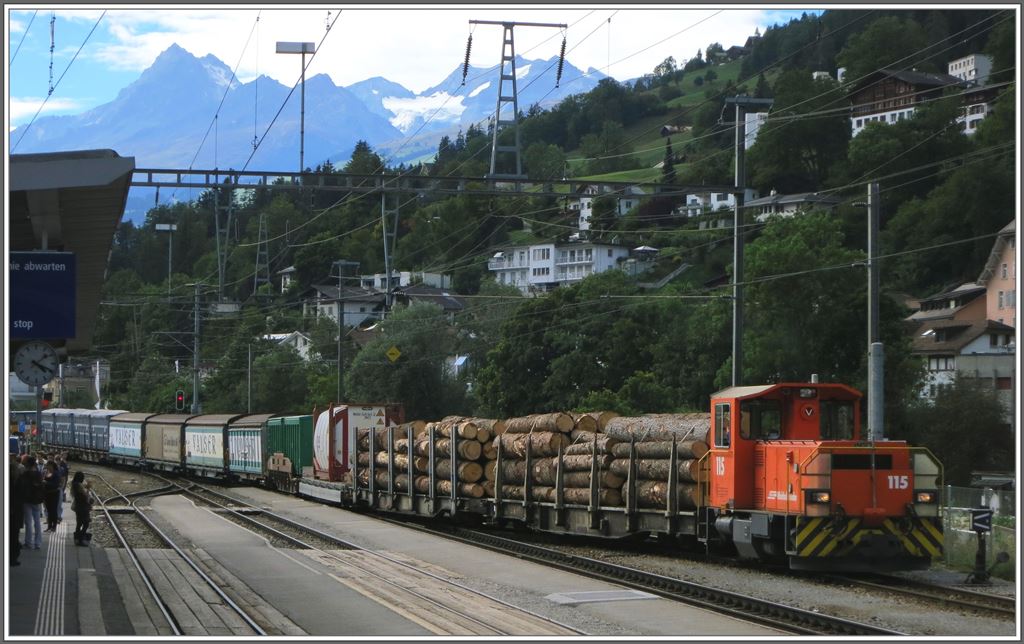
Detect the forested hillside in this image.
<box><xmin>89</xmin><ymin>9</ymin><xmax>1016</xmax><ymax>482</ymax></box>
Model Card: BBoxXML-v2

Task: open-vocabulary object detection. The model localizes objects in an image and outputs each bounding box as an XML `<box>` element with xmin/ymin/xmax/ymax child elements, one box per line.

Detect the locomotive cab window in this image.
<box><xmin>820</xmin><ymin>400</ymin><xmax>855</xmax><ymax>440</ymax></box>
<box><xmin>714</xmin><ymin>403</ymin><xmax>731</xmax><ymax>447</ymax></box>
<box><xmin>740</xmin><ymin>399</ymin><xmax>782</xmax><ymax>440</ymax></box>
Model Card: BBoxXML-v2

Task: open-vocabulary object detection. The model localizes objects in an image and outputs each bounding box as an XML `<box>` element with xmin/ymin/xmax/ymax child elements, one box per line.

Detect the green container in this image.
<box><xmin>266</xmin><ymin>415</ymin><xmax>314</xmax><ymax>477</ymax></box>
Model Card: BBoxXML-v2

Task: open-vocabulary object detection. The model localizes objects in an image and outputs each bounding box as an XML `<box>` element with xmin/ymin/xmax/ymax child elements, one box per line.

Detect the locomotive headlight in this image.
<box><xmin>807</xmin><ymin>490</ymin><xmax>831</xmax><ymax>504</ymax></box>
<box><xmin>915</xmin><ymin>491</ymin><xmax>937</xmax><ymax>504</ymax></box>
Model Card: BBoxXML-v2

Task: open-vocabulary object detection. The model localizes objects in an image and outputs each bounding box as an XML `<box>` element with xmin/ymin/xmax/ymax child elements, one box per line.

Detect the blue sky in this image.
<box><xmin>7</xmin><ymin>6</ymin><xmax>822</xmax><ymax>128</ymax></box>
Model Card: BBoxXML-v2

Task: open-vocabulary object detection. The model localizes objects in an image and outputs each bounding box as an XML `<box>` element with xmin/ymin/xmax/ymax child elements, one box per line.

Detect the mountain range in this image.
<box><xmin>12</xmin><ymin>44</ymin><xmax>607</xmax><ymax>219</ymax></box>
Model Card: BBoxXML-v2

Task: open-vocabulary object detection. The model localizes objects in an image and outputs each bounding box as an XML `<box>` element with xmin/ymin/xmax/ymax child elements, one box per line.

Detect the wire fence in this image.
<box><xmin>943</xmin><ymin>485</ymin><xmax>1015</xmax><ymax>581</ymax></box>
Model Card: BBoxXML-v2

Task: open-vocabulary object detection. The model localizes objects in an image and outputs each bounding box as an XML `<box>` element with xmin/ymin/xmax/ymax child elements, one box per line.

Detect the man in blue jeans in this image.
<box><xmin>21</xmin><ymin>455</ymin><xmax>44</xmax><ymax>549</ymax></box>
<box><xmin>57</xmin><ymin>455</ymin><xmax>69</xmax><ymax>523</ymax></box>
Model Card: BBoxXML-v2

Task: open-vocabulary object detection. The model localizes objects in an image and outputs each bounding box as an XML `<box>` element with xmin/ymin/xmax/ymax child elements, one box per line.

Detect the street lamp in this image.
<box><xmin>276</xmin><ymin>41</ymin><xmax>316</xmax><ymax>173</ymax></box>
<box><xmin>155</xmin><ymin>223</ymin><xmax>178</xmax><ymax>297</ymax></box>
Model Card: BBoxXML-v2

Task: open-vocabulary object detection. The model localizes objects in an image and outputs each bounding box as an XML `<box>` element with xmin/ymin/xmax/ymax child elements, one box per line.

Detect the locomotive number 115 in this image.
<box><xmin>887</xmin><ymin>475</ymin><xmax>909</xmax><ymax>489</ymax></box>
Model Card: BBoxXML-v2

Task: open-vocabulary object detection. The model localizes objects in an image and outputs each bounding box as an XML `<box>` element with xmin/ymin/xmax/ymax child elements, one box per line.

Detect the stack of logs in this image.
<box><xmin>357</xmin><ymin>416</ymin><xmax>505</xmax><ymax>499</ymax></box>
<box><xmin>357</xmin><ymin>410</ymin><xmax>712</xmax><ymax>512</ymax></box>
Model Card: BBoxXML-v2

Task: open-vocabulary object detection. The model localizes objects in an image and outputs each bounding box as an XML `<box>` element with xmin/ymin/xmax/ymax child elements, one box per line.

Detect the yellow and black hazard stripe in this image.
<box><xmin>882</xmin><ymin>516</ymin><xmax>944</xmax><ymax>558</ymax></box>
<box><xmin>795</xmin><ymin>516</ymin><xmax>943</xmax><ymax>558</ymax></box>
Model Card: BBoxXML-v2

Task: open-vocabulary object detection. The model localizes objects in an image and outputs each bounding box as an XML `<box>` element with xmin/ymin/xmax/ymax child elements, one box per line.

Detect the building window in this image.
<box><xmin>856</xmin><ymin>118</ymin><xmax>863</xmax><ymax>127</ymax></box>
<box><xmin>607</xmin><ymin>249</ymin><xmax>613</xmax><ymax>257</ymax></box>
<box><xmin>1002</xmin><ymin>263</ymin><xmax>1008</xmax><ymax>279</ymax></box>
<box><xmin>998</xmin><ymin>291</ymin><xmax>1004</xmax><ymax>309</ymax></box>
<box><xmin>991</xmin><ymin>333</ymin><xmax>999</xmax><ymax>347</ymax></box>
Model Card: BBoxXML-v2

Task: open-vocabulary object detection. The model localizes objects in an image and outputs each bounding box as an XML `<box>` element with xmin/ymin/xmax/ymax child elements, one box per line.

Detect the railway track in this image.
<box><xmin>157</xmin><ymin>477</ymin><xmax>583</xmax><ymax>637</ymax></box>
<box><xmin>827</xmin><ymin>573</ymin><xmax>1016</xmax><ymax>619</ymax></box>
<box><xmin>87</xmin><ymin>472</ymin><xmax>267</xmax><ymax>637</ymax></box>
<box><xmin>373</xmin><ymin>516</ymin><xmax>902</xmax><ymax>637</ymax></box>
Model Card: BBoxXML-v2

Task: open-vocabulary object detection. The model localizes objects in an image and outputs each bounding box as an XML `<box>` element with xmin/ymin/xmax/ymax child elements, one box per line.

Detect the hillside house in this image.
<box><xmin>262</xmin><ymin>331</ymin><xmax>316</xmax><ymax>361</ymax></box>
<box><xmin>948</xmin><ymin>53</ymin><xmax>992</xmax><ymax>86</ymax></box>
<box><xmin>359</xmin><ymin>270</ymin><xmax>451</xmax><ymax>292</ymax></box>
<box><xmin>848</xmin><ymin>69</ymin><xmax>965</xmax><ymax>137</ymax></box>
<box><xmin>488</xmin><ymin>241</ymin><xmax>631</xmax><ymax>293</ymax></box>
<box><xmin>905</xmin><ymin>282</ymin><xmax>988</xmax><ymax>329</ymax></box>
<box><xmin>569</xmin><ymin>184</ymin><xmax>647</xmax><ymax>232</ymax></box>
<box><xmin>957</xmin><ymin>83</ymin><xmax>1002</xmax><ymax>135</ymax></box>
<box><xmin>911</xmin><ymin>319</ymin><xmax>1015</xmax><ymax>427</ymax></box>
<box><xmin>392</xmin><ymin>283</ymin><xmax>465</xmax><ymax>322</ymax></box>
<box><xmin>977</xmin><ymin>220</ymin><xmax>1016</xmax><ymax>327</ymax></box>
<box><xmin>304</xmin><ymin>284</ymin><xmax>385</xmax><ymax>328</ymax></box>
<box><xmin>678</xmin><ymin>188</ymin><xmax>759</xmax><ymax>218</ymax></box>
<box><xmin>745</xmin><ymin>191</ymin><xmax>841</xmax><ymax>221</ymax></box>
<box><xmin>276</xmin><ymin>266</ymin><xmax>296</xmax><ymax>294</ymax></box>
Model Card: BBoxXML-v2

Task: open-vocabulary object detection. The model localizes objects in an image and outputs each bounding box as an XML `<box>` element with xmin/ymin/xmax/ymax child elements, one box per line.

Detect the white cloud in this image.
<box><xmin>9</xmin><ymin>96</ymin><xmax>88</xmax><ymax>122</ymax></box>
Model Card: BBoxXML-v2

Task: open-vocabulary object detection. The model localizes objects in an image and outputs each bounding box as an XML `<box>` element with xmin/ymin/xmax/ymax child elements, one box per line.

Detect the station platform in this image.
<box><xmin>8</xmin><ymin>502</ymin><xmax>139</xmax><ymax>637</ymax></box>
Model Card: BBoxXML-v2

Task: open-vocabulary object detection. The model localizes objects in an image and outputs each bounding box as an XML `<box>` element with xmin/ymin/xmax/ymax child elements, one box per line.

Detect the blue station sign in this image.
<box><xmin>10</xmin><ymin>251</ymin><xmax>76</xmax><ymax>339</ymax></box>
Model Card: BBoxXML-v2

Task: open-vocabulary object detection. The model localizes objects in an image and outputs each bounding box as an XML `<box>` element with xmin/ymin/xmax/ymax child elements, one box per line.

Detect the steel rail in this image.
<box><xmin>89</xmin><ymin>473</ymin><xmax>183</xmax><ymax>636</ymax></box>
<box><xmin>175</xmin><ymin>479</ymin><xmax>583</xmax><ymax>636</ymax></box>
<box><xmin>829</xmin><ymin>573</ymin><xmax>1016</xmax><ymax>618</ymax></box>
<box><xmin>382</xmin><ymin>518</ymin><xmax>904</xmax><ymax>637</ymax></box>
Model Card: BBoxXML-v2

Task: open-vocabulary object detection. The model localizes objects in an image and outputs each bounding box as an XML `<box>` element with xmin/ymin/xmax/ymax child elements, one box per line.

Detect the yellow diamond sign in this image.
<box><xmin>386</xmin><ymin>346</ymin><xmax>401</xmax><ymax>363</ymax></box>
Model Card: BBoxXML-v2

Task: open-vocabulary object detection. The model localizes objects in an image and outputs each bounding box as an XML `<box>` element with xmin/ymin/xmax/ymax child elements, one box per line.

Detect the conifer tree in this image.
<box><xmin>661</xmin><ymin>138</ymin><xmax>676</xmax><ymax>184</ymax></box>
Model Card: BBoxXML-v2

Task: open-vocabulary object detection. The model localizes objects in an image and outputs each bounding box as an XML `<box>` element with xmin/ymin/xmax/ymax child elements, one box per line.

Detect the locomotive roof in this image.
<box><xmin>712</xmin><ymin>382</ymin><xmax>862</xmax><ymax>400</ymax></box>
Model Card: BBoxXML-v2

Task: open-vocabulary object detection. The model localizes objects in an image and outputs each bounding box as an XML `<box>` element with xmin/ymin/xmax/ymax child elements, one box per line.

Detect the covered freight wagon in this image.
<box><xmin>79</xmin><ymin>409</ymin><xmax>128</xmax><ymax>456</ymax></box>
<box><xmin>265</xmin><ymin>414</ymin><xmax>315</xmax><ymax>490</ymax></box>
<box><xmin>143</xmin><ymin>414</ymin><xmax>192</xmax><ymax>472</ymax></box>
<box><xmin>108</xmin><ymin>413</ymin><xmax>155</xmax><ymax>464</ymax></box>
<box><xmin>185</xmin><ymin>414</ymin><xmax>242</xmax><ymax>477</ymax></box>
<box><xmin>227</xmin><ymin>414</ymin><xmax>279</xmax><ymax>481</ymax></box>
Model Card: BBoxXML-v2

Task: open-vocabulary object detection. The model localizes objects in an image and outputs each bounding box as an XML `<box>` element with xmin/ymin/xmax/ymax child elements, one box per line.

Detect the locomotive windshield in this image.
<box><xmin>820</xmin><ymin>400</ymin><xmax>855</xmax><ymax>440</ymax></box>
<box><xmin>739</xmin><ymin>399</ymin><xmax>782</xmax><ymax>440</ymax></box>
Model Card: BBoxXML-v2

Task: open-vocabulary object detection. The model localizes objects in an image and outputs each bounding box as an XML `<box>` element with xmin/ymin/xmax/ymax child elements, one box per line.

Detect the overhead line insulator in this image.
<box><xmin>556</xmin><ymin>37</ymin><xmax>566</xmax><ymax>88</ymax></box>
<box><xmin>462</xmin><ymin>34</ymin><xmax>473</xmax><ymax>86</ymax></box>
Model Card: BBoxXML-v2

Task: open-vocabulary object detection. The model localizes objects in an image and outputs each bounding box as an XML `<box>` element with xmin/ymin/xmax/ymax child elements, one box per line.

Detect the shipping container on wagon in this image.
<box><xmin>313</xmin><ymin>404</ymin><xmax>404</xmax><ymax>482</ymax></box>
<box><xmin>266</xmin><ymin>415</ymin><xmax>314</xmax><ymax>478</ymax></box>
<box><xmin>142</xmin><ymin>414</ymin><xmax>192</xmax><ymax>470</ymax></box>
<box><xmin>227</xmin><ymin>414</ymin><xmax>278</xmax><ymax>477</ymax></box>
<box><xmin>77</xmin><ymin>409</ymin><xmax>127</xmax><ymax>456</ymax></box>
<box><xmin>53</xmin><ymin>409</ymin><xmax>77</xmax><ymax>448</ymax></box>
<box><xmin>184</xmin><ymin>414</ymin><xmax>243</xmax><ymax>476</ymax></box>
<box><xmin>108</xmin><ymin>413</ymin><xmax>156</xmax><ymax>460</ymax></box>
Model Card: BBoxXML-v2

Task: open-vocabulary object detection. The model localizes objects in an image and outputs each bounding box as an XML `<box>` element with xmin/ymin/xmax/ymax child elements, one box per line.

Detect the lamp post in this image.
<box><xmin>155</xmin><ymin>223</ymin><xmax>177</xmax><ymax>297</ymax></box>
<box><xmin>276</xmin><ymin>41</ymin><xmax>316</xmax><ymax>173</ymax></box>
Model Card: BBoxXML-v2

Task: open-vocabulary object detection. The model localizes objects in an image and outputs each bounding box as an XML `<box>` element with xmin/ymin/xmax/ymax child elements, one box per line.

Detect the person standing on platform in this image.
<box><xmin>22</xmin><ymin>456</ymin><xmax>44</xmax><ymax>549</ymax></box>
<box><xmin>71</xmin><ymin>472</ymin><xmax>94</xmax><ymax>546</ymax></box>
<box><xmin>10</xmin><ymin>456</ymin><xmax>26</xmax><ymax>565</ymax></box>
<box><xmin>43</xmin><ymin>460</ymin><xmax>61</xmax><ymax>532</ymax></box>
<box><xmin>57</xmin><ymin>455</ymin><xmax>69</xmax><ymax>524</ymax></box>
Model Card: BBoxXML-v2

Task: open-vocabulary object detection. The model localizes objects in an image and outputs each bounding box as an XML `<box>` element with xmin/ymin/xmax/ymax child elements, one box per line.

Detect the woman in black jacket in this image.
<box><xmin>43</xmin><ymin>460</ymin><xmax>61</xmax><ymax>532</ymax></box>
<box><xmin>71</xmin><ymin>472</ymin><xmax>93</xmax><ymax>546</ymax></box>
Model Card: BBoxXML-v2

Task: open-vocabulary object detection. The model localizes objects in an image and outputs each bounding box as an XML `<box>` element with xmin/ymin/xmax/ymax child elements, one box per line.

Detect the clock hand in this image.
<box><xmin>31</xmin><ymin>359</ymin><xmax>54</xmax><ymax>374</ymax></box>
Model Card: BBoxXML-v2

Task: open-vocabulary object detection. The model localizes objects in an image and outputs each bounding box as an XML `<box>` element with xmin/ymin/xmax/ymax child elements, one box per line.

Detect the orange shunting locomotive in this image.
<box><xmin>705</xmin><ymin>382</ymin><xmax>943</xmax><ymax>571</ymax></box>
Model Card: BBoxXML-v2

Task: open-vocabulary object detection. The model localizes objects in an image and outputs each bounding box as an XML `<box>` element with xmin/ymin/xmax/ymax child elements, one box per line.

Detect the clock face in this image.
<box><xmin>14</xmin><ymin>341</ymin><xmax>59</xmax><ymax>387</ymax></box>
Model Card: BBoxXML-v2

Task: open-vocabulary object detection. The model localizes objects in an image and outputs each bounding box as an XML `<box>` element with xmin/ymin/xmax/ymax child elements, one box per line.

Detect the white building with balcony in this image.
<box><xmin>359</xmin><ymin>270</ymin><xmax>450</xmax><ymax>292</ymax></box>
<box><xmin>678</xmin><ymin>188</ymin><xmax>759</xmax><ymax>218</ymax></box>
<box><xmin>569</xmin><ymin>184</ymin><xmax>647</xmax><ymax>231</ymax></box>
<box><xmin>489</xmin><ymin>242</ymin><xmax>631</xmax><ymax>293</ymax></box>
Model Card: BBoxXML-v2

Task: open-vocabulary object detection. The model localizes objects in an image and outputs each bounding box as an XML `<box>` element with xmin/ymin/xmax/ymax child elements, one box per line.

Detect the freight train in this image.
<box><xmin>38</xmin><ymin>381</ymin><xmax>943</xmax><ymax>572</ymax></box>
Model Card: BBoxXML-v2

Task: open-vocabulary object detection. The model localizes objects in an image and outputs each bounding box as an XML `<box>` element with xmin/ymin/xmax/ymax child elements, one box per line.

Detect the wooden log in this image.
<box><xmin>562</xmin><ymin>487</ymin><xmax>622</xmax><ymax>506</ymax></box>
<box><xmin>609</xmin><ymin>458</ymin><xmax>705</xmax><ymax>483</ymax></box>
<box><xmin>500</xmin><ymin>459</ymin><xmax>529</xmax><ymax>482</ymax></box>
<box><xmin>410</xmin><ymin>437</ymin><xmax>480</xmax><ymax>460</ymax></box>
<box><xmin>561</xmin><ymin>471</ymin><xmax>626</xmax><ymax>489</ymax></box>
<box><xmin>373</xmin><ymin>451</ymin><xmax>412</xmax><ymax>469</ymax></box>
<box><xmin>564</xmin><ymin>434</ymin><xmax>620</xmax><ymax>455</ymax></box>
<box><xmin>435</xmin><ymin>459</ymin><xmax>483</xmax><ymax>483</ymax></box>
<box><xmin>357</xmin><ymin>452</ymin><xmax>371</xmax><ymax>466</ymax></box>
<box><xmin>464</xmin><ymin>418</ymin><xmax>507</xmax><ymax>436</ymax></box>
<box><xmin>413</xmin><ymin>476</ymin><xmax>484</xmax><ymax>498</ymax></box>
<box><xmin>570</xmin><ymin>413</ymin><xmax>597</xmax><ymax>433</ymax></box>
<box><xmin>359</xmin><ymin>421</ymin><xmax>427</xmax><ymax>447</ymax></box>
<box><xmin>357</xmin><ymin>470</ymin><xmax>411</xmax><ymax>491</ymax></box>
<box><xmin>503</xmin><ymin>413</ymin><xmax>574</xmax><ymax>434</ymax></box>
<box><xmin>482</xmin><ymin>442</ymin><xmax>497</xmax><ymax>460</ymax></box>
<box><xmin>493</xmin><ymin>432</ymin><xmax>569</xmax><ymax>458</ymax></box>
<box><xmin>483</xmin><ymin>459</ymin><xmax>497</xmax><ymax>481</ymax></box>
<box><xmin>610</xmin><ymin>440</ymin><xmax>708</xmax><ymax>460</ymax></box>
<box><xmin>626</xmin><ymin>481</ymin><xmax>700</xmax><ymax>510</ymax></box>
<box><xmin>475</xmin><ymin>427</ymin><xmax>492</xmax><ymax>443</ymax></box>
<box><xmin>602</xmin><ymin>413</ymin><xmax>711</xmax><ymax>444</ymax></box>
<box><xmin>481</xmin><ymin>479</ymin><xmax>495</xmax><ymax>497</ymax></box>
<box><xmin>428</xmin><ymin>420</ymin><xmax>478</xmax><ymax>440</ymax></box>
<box><xmin>582</xmin><ymin>410</ymin><xmax>620</xmax><ymax>431</ymax></box>
<box><xmin>500</xmin><ymin>485</ymin><xmax>556</xmax><ymax>502</ymax></box>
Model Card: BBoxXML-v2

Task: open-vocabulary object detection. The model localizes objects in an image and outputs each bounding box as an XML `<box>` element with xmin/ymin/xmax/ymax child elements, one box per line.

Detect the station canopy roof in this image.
<box><xmin>9</xmin><ymin>149</ymin><xmax>135</xmax><ymax>354</ymax></box>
